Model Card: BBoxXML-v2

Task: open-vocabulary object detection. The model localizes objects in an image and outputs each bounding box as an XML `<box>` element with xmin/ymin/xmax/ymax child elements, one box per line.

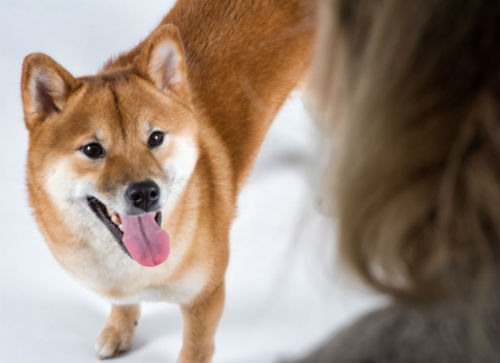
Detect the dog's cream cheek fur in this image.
<box><xmin>43</xmin><ymin>158</ymin><xmax>136</xmax><ymax>284</ymax></box>
<box><xmin>160</xmin><ymin>134</ymin><xmax>199</xmax><ymax>220</ymax></box>
<box><xmin>42</xmin><ymin>157</ymin><xmax>207</xmax><ymax>305</ymax></box>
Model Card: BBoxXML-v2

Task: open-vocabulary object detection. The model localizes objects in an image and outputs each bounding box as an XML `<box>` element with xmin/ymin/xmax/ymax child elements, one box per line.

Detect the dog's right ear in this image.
<box><xmin>21</xmin><ymin>53</ymin><xmax>80</xmax><ymax>131</ymax></box>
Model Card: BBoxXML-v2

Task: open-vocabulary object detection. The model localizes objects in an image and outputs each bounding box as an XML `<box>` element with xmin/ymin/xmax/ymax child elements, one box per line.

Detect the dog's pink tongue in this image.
<box><xmin>120</xmin><ymin>214</ymin><xmax>170</xmax><ymax>267</ymax></box>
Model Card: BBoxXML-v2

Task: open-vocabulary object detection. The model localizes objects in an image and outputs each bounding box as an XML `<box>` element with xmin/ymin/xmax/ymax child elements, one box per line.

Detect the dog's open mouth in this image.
<box><xmin>87</xmin><ymin>196</ymin><xmax>170</xmax><ymax>267</ymax></box>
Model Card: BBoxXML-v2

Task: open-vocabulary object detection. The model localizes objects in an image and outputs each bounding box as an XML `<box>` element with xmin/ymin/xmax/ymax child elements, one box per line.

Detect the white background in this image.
<box><xmin>0</xmin><ymin>1</ymin><xmax>380</xmax><ymax>362</ymax></box>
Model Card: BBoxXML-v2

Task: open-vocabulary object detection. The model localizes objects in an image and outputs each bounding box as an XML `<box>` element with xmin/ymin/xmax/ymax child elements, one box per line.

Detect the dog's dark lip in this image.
<box><xmin>86</xmin><ymin>196</ymin><xmax>162</xmax><ymax>258</ymax></box>
<box><xmin>86</xmin><ymin>196</ymin><xmax>128</xmax><ymax>256</ymax></box>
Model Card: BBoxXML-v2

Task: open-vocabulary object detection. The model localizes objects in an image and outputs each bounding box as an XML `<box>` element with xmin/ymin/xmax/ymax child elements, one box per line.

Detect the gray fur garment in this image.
<box><xmin>285</xmin><ymin>292</ymin><xmax>500</xmax><ymax>363</ymax></box>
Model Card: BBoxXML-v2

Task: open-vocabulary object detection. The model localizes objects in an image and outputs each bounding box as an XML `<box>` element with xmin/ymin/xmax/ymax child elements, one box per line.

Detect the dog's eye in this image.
<box><xmin>81</xmin><ymin>143</ymin><xmax>106</xmax><ymax>159</ymax></box>
<box><xmin>148</xmin><ymin>131</ymin><xmax>165</xmax><ymax>149</ymax></box>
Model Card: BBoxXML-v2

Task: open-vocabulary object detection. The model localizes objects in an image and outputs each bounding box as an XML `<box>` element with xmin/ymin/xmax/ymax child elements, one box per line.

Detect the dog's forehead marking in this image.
<box><xmin>82</xmin><ymin>84</ymin><xmax>147</xmax><ymax>147</ymax></box>
<box><xmin>108</xmin><ymin>85</ymin><xmax>129</xmax><ymax>141</ymax></box>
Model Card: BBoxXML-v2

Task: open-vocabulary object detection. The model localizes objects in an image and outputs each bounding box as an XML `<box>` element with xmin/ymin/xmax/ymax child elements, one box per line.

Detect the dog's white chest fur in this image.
<box><xmin>107</xmin><ymin>269</ymin><xmax>207</xmax><ymax>305</ymax></box>
<box><xmin>66</xmin><ymin>226</ymin><xmax>207</xmax><ymax>306</ymax></box>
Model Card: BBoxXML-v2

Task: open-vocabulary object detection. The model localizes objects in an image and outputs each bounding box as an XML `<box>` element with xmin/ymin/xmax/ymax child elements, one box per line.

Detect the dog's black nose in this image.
<box><xmin>125</xmin><ymin>180</ymin><xmax>161</xmax><ymax>212</ymax></box>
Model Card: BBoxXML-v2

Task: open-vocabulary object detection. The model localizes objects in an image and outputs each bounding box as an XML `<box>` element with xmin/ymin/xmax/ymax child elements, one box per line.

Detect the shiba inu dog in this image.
<box><xmin>20</xmin><ymin>0</ymin><xmax>316</xmax><ymax>362</ymax></box>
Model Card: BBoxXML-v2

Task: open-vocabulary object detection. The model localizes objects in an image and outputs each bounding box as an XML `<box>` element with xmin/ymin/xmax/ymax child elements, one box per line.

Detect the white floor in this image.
<box><xmin>0</xmin><ymin>1</ymin><xmax>380</xmax><ymax>362</ymax></box>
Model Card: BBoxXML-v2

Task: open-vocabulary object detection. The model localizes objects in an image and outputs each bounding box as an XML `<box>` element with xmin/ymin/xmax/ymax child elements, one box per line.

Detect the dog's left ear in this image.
<box><xmin>135</xmin><ymin>24</ymin><xmax>189</xmax><ymax>97</ymax></box>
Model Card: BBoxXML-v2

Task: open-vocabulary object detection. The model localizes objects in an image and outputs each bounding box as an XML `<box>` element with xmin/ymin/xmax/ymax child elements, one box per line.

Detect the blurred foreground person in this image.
<box><xmin>292</xmin><ymin>0</ymin><xmax>500</xmax><ymax>362</ymax></box>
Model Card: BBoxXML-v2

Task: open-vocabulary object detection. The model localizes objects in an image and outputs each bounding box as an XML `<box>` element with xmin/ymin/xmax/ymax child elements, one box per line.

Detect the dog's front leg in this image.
<box><xmin>95</xmin><ymin>304</ymin><xmax>140</xmax><ymax>359</ymax></box>
<box><xmin>178</xmin><ymin>282</ymin><xmax>225</xmax><ymax>363</ymax></box>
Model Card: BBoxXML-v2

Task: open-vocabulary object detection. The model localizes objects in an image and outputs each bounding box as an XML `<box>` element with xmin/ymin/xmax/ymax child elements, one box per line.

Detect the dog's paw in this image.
<box><xmin>95</xmin><ymin>325</ymin><xmax>133</xmax><ymax>359</ymax></box>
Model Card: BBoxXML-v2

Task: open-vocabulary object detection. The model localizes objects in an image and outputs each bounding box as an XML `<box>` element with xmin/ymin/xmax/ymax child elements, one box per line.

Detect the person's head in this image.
<box><xmin>312</xmin><ymin>0</ymin><xmax>499</xmax><ymax>301</ymax></box>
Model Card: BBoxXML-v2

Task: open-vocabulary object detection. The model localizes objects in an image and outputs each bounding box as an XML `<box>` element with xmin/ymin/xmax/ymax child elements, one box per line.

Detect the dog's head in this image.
<box><xmin>21</xmin><ymin>25</ymin><xmax>198</xmax><ymax>267</ymax></box>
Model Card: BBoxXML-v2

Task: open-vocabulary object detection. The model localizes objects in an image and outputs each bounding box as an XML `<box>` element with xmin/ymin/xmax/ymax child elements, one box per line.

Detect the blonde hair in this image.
<box><xmin>313</xmin><ymin>0</ymin><xmax>500</xmax><ymax>301</ymax></box>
